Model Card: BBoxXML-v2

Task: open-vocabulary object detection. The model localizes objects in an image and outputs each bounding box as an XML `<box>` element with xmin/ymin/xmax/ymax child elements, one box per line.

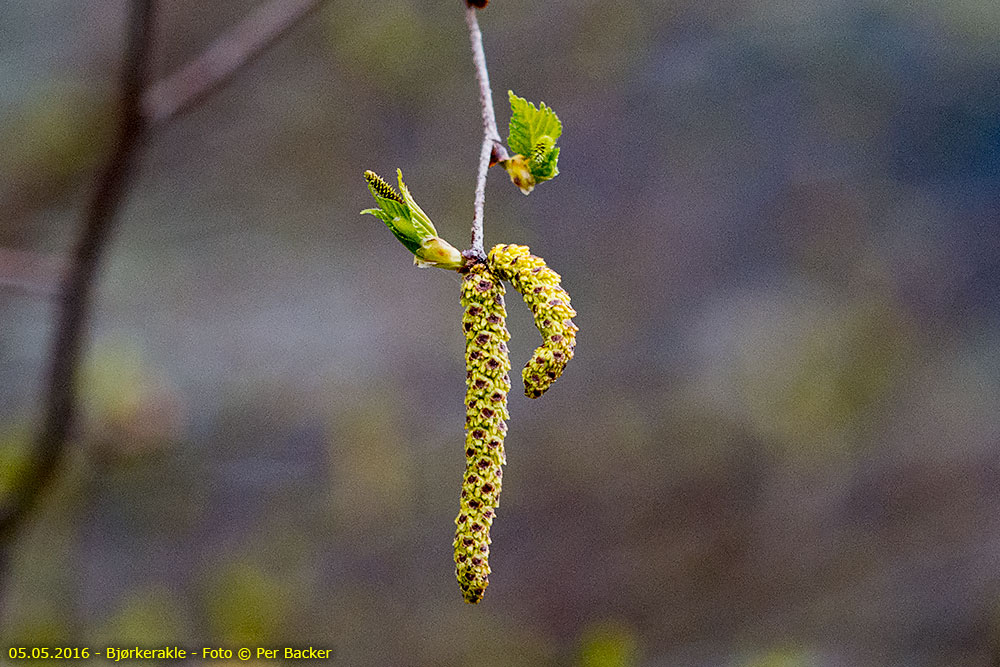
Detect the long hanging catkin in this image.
<box><xmin>454</xmin><ymin>262</ymin><xmax>511</xmax><ymax>603</ymax></box>
<box><xmin>487</xmin><ymin>244</ymin><xmax>577</xmax><ymax>398</ymax></box>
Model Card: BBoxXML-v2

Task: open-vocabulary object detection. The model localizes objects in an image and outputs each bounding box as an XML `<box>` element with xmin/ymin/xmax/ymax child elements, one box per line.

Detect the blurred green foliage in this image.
<box><xmin>579</xmin><ymin>622</ymin><xmax>638</xmax><ymax>667</ymax></box>
<box><xmin>743</xmin><ymin>648</ymin><xmax>814</xmax><ymax>667</ymax></box>
<box><xmin>79</xmin><ymin>337</ymin><xmax>183</xmax><ymax>463</ymax></box>
<box><xmin>97</xmin><ymin>587</ymin><xmax>189</xmax><ymax>647</ymax></box>
<box><xmin>0</xmin><ymin>422</ymin><xmax>31</xmax><ymax>500</ymax></box>
<box><xmin>324</xmin><ymin>1</ymin><xmax>460</xmax><ymax>101</ymax></box>
<box><xmin>326</xmin><ymin>392</ymin><xmax>415</xmax><ymax>534</ymax></box>
<box><xmin>203</xmin><ymin>560</ymin><xmax>293</xmax><ymax>645</ymax></box>
<box><xmin>2</xmin><ymin>82</ymin><xmax>109</xmax><ymax>180</ymax></box>
<box><xmin>737</xmin><ymin>297</ymin><xmax>914</xmax><ymax>458</ymax></box>
<box><xmin>0</xmin><ymin>81</ymin><xmax>111</xmax><ymax>229</ymax></box>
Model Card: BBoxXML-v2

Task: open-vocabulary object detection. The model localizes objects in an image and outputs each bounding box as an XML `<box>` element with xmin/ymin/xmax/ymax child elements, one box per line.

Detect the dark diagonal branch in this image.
<box><xmin>0</xmin><ymin>0</ymin><xmax>325</xmax><ymax>300</ymax></box>
<box><xmin>143</xmin><ymin>0</ymin><xmax>324</xmax><ymax>126</ymax></box>
<box><xmin>0</xmin><ymin>0</ymin><xmax>326</xmax><ymax>563</ymax></box>
<box><xmin>0</xmin><ymin>0</ymin><xmax>155</xmax><ymax>549</ymax></box>
<box><xmin>464</xmin><ymin>3</ymin><xmax>508</xmax><ymax>261</ymax></box>
<box><xmin>0</xmin><ymin>0</ymin><xmax>328</xmax><ymax>625</ymax></box>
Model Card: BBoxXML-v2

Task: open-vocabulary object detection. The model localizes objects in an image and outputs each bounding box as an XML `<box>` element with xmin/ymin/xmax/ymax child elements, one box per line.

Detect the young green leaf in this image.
<box><xmin>504</xmin><ymin>91</ymin><xmax>562</xmax><ymax>193</ymax></box>
<box><xmin>507</xmin><ymin>91</ymin><xmax>561</xmax><ymax>156</ymax></box>
<box><xmin>394</xmin><ymin>169</ymin><xmax>439</xmax><ymax>240</ymax></box>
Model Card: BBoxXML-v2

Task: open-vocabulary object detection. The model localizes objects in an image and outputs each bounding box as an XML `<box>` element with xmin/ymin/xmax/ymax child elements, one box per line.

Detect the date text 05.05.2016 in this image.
<box><xmin>7</xmin><ymin>647</ymin><xmax>335</xmax><ymax>661</ymax></box>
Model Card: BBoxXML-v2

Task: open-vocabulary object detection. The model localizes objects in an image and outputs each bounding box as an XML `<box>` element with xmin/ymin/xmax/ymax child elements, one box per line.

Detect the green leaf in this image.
<box><xmin>361</xmin><ymin>206</ymin><xmax>422</xmax><ymax>253</ymax></box>
<box><xmin>374</xmin><ymin>195</ymin><xmax>410</xmax><ymax>223</ymax></box>
<box><xmin>359</xmin><ymin>207</ymin><xmax>388</xmax><ymax>222</ymax></box>
<box><xmin>507</xmin><ymin>91</ymin><xmax>562</xmax><ymax>158</ymax></box>
<box><xmin>368</xmin><ymin>203</ymin><xmax>421</xmax><ymax>253</ymax></box>
<box><xmin>531</xmin><ymin>135</ymin><xmax>556</xmax><ymax>162</ymax></box>
<box><xmin>395</xmin><ymin>169</ymin><xmax>438</xmax><ymax>238</ymax></box>
<box><xmin>533</xmin><ymin>145</ymin><xmax>559</xmax><ymax>181</ymax></box>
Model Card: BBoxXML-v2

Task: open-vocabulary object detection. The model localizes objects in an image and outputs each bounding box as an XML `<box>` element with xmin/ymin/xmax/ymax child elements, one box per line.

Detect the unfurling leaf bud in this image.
<box><xmin>454</xmin><ymin>262</ymin><xmax>511</xmax><ymax>603</ymax></box>
<box><xmin>503</xmin><ymin>92</ymin><xmax>562</xmax><ymax>193</ymax></box>
<box><xmin>361</xmin><ymin>169</ymin><xmax>465</xmax><ymax>270</ymax></box>
<box><xmin>488</xmin><ymin>244</ymin><xmax>577</xmax><ymax>398</ymax></box>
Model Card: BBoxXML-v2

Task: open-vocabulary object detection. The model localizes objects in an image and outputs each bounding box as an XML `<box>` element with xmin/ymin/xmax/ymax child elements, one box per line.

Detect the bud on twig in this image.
<box><xmin>361</xmin><ymin>170</ymin><xmax>465</xmax><ymax>270</ymax></box>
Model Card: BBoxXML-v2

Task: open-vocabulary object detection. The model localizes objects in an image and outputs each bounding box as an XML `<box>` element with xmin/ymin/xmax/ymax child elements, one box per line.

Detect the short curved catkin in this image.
<box><xmin>488</xmin><ymin>244</ymin><xmax>578</xmax><ymax>398</ymax></box>
<box><xmin>531</xmin><ymin>135</ymin><xmax>555</xmax><ymax>165</ymax></box>
<box><xmin>363</xmin><ymin>170</ymin><xmax>403</xmax><ymax>203</ymax></box>
<box><xmin>454</xmin><ymin>262</ymin><xmax>511</xmax><ymax>604</ymax></box>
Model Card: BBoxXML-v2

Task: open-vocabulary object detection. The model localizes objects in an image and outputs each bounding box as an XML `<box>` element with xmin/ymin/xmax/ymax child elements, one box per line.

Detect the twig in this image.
<box><xmin>0</xmin><ymin>0</ymin><xmax>154</xmax><ymax>602</ymax></box>
<box><xmin>464</xmin><ymin>4</ymin><xmax>508</xmax><ymax>261</ymax></box>
<box><xmin>143</xmin><ymin>0</ymin><xmax>324</xmax><ymax>126</ymax></box>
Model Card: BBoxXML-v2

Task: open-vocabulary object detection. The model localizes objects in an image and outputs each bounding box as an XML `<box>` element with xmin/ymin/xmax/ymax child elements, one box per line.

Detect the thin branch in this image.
<box><xmin>143</xmin><ymin>0</ymin><xmax>324</xmax><ymax>126</ymax></box>
<box><xmin>0</xmin><ymin>0</ymin><xmax>154</xmax><ymax>564</ymax></box>
<box><xmin>465</xmin><ymin>6</ymin><xmax>503</xmax><ymax>147</ymax></box>
<box><xmin>464</xmin><ymin>4</ymin><xmax>508</xmax><ymax>261</ymax></box>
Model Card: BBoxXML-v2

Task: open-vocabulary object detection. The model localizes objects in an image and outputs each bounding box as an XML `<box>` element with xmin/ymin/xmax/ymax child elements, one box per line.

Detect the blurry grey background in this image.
<box><xmin>2</xmin><ymin>1</ymin><xmax>1000</xmax><ymax>665</ymax></box>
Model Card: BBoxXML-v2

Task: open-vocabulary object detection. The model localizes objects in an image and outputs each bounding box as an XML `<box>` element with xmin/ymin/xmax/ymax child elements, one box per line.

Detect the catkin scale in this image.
<box><xmin>454</xmin><ymin>263</ymin><xmax>511</xmax><ymax>603</ymax></box>
<box><xmin>488</xmin><ymin>244</ymin><xmax>577</xmax><ymax>398</ymax></box>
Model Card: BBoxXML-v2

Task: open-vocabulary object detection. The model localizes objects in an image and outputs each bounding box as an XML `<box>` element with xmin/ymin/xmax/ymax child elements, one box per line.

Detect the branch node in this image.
<box><xmin>490</xmin><ymin>141</ymin><xmax>509</xmax><ymax>167</ymax></box>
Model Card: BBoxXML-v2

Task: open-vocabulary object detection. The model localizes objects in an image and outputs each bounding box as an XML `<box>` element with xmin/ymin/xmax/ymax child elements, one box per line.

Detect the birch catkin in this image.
<box><xmin>488</xmin><ymin>244</ymin><xmax>577</xmax><ymax>398</ymax></box>
<box><xmin>454</xmin><ymin>262</ymin><xmax>511</xmax><ymax>603</ymax></box>
<box><xmin>363</xmin><ymin>170</ymin><xmax>403</xmax><ymax>203</ymax></box>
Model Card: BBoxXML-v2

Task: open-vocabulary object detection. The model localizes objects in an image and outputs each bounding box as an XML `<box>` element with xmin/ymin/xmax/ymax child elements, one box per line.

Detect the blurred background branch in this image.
<box><xmin>0</xmin><ymin>0</ymin><xmax>326</xmax><ymax>298</ymax></box>
<box><xmin>142</xmin><ymin>0</ymin><xmax>324</xmax><ymax>127</ymax></box>
<box><xmin>0</xmin><ymin>0</ymin><xmax>155</xmax><ymax>615</ymax></box>
<box><xmin>0</xmin><ymin>0</ymin><xmax>326</xmax><ymax>617</ymax></box>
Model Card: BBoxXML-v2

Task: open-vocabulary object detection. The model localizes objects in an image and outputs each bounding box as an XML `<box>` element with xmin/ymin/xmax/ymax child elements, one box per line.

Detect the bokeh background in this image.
<box><xmin>2</xmin><ymin>0</ymin><xmax>1000</xmax><ymax>665</ymax></box>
